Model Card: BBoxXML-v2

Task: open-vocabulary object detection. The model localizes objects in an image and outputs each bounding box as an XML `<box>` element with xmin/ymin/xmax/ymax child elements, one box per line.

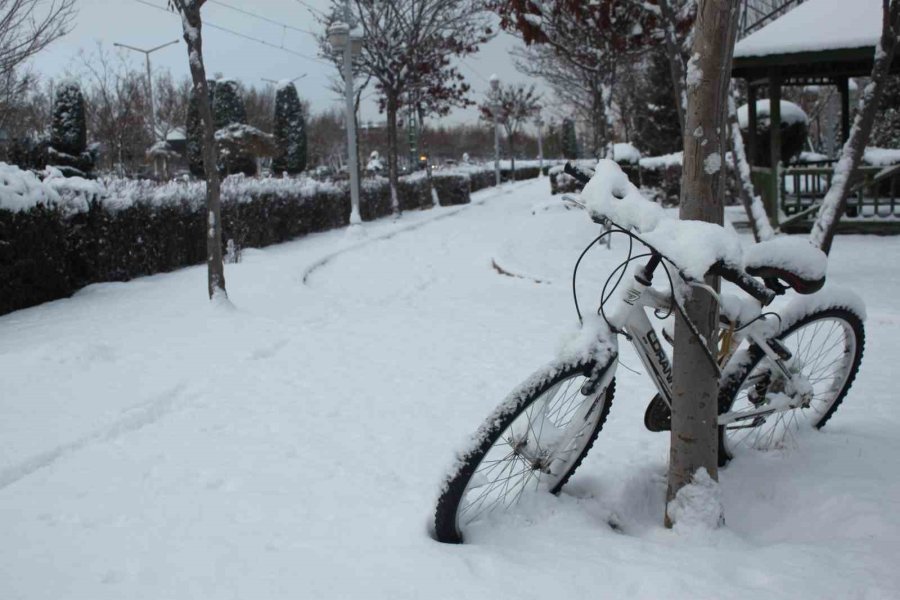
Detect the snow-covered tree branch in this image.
<box><xmin>810</xmin><ymin>0</ymin><xmax>900</xmax><ymax>254</ymax></box>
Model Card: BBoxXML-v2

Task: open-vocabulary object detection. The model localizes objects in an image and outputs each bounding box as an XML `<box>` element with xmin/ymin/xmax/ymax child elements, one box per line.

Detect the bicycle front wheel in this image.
<box><xmin>433</xmin><ymin>359</ymin><xmax>615</xmax><ymax>544</ymax></box>
<box><xmin>719</xmin><ymin>307</ymin><xmax>864</xmax><ymax>462</ymax></box>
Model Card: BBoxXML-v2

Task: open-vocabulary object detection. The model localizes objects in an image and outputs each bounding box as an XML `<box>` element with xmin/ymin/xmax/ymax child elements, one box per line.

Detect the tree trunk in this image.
<box><xmin>727</xmin><ymin>93</ymin><xmax>775</xmax><ymax>242</ymax></box>
<box><xmin>810</xmin><ymin>0</ymin><xmax>900</xmax><ymax>254</ymax></box>
<box><xmin>658</xmin><ymin>0</ymin><xmax>688</xmax><ymax>133</ymax></box>
<box><xmin>178</xmin><ymin>2</ymin><xmax>226</xmax><ymax>300</ymax></box>
<box><xmin>508</xmin><ymin>130</ymin><xmax>516</xmax><ymax>181</ymax></box>
<box><xmin>386</xmin><ymin>93</ymin><xmax>400</xmax><ymax>215</ymax></box>
<box><xmin>417</xmin><ymin>104</ymin><xmax>438</xmax><ymax>207</ymax></box>
<box><xmin>591</xmin><ymin>82</ymin><xmax>605</xmax><ymax>158</ymax></box>
<box><xmin>666</xmin><ymin>0</ymin><xmax>740</xmax><ymax>528</ymax></box>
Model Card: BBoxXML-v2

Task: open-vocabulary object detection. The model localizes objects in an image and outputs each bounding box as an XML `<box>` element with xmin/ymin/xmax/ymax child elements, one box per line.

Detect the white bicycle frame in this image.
<box><xmin>599</xmin><ymin>268</ymin><xmax>806</xmax><ymax>427</ymax></box>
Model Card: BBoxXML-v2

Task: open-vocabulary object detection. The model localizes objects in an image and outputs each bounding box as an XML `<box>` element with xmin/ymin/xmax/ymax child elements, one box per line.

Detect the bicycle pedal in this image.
<box><xmin>644</xmin><ymin>394</ymin><xmax>671</xmax><ymax>432</ymax></box>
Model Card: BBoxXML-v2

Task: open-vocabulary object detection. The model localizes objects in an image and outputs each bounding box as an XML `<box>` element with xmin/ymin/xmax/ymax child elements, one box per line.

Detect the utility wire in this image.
<box><xmin>460</xmin><ymin>59</ymin><xmax>490</xmax><ymax>85</ymax></box>
<box><xmin>208</xmin><ymin>0</ymin><xmax>318</xmax><ymax>38</ymax></box>
<box><xmin>294</xmin><ymin>0</ymin><xmax>329</xmax><ymax>20</ymax></box>
<box><xmin>134</xmin><ymin>0</ymin><xmax>328</xmax><ymax>64</ymax></box>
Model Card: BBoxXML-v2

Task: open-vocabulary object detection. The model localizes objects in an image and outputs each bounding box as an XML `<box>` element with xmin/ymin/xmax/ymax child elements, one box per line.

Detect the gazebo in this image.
<box><xmin>731</xmin><ymin>0</ymin><xmax>900</xmax><ymax>231</ymax></box>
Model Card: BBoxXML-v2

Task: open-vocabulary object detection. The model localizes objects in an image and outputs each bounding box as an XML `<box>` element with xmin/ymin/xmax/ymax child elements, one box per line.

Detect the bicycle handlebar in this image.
<box><xmin>564</xmin><ymin>161</ymin><xmax>592</xmax><ymax>184</ymax></box>
<box><xmin>708</xmin><ymin>262</ymin><xmax>777</xmax><ymax>306</ymax></box>
<box><xmin>568</xmin><ymin>162</ymin><xmax>778</xmax><ymax>306</ymax></box>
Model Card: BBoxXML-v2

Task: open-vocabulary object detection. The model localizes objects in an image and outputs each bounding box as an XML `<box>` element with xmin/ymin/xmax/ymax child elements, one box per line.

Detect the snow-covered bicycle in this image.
<box><xmin>432</xmin><ymin>160</ymin><xmax>865</xmax><ymax>544</ymax></box>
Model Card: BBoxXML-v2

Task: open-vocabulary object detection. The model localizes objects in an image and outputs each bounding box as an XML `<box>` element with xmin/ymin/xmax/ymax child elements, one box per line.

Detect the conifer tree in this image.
<box><xmin>633</xmin><ymin>52</ymin><xmax>683</xmax><ymax>156</ymax></box>
<box><xmin>212</xmin><ymin>79</ymin><xmax>255</xmax><ymax>175</ymax></box>
<box><xmin>272</xmin><ymin>82</ymin><xmax>307</xmax><ymax>175</ymax></box>
<box><xmin>561</xmin><ymin>118</ymin><xmax>579</xmax><ymax>159</ymax></box>
<box><xmin>51</xmin><ymin>81</ymin><xmax>86</xmax><ymax>155</ymax></box>
<box><xmin>186</xmin><ymin>82</ymin><xmax>214</xmax><ymax>177</ymax></box>
<box><xmin>871</xmin><ymin>74</ymin><xmax>900</xmax><ymax>148</ymax></box>
<box><xmin>49</xmin><ymin>81</ymin><xmax>93</xmax><ymax>177</ymax></box>
<box><xmin>212</xmin><ymin>79</ymin><xmax>246</xmax><ymax>129</ymax></box>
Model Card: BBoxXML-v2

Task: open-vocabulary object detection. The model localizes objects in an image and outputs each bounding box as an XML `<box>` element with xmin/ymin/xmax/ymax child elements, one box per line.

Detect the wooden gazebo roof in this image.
<box><xmin>732</xmin><ymin>0</ymin><xmax>898</xmax><ymax>84</ymax></box>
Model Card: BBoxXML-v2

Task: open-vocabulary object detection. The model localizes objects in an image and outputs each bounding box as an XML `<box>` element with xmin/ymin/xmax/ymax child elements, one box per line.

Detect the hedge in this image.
<box><xmin>1</xmin><ymin>165</ymin><xmax>545</xmax><ymax>315</ymax></box>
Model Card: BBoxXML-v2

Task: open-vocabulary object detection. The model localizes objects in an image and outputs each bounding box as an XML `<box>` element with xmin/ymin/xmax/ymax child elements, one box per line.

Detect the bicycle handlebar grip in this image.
<box><xmin>564</xmin><ymin>161</ymin><xmax>592</xmax><ymax>185</ymax></box>
<box><xmin>710</xmin><ymin>262</ymin><xmax>777</xmax><ymax>306</ymax></box>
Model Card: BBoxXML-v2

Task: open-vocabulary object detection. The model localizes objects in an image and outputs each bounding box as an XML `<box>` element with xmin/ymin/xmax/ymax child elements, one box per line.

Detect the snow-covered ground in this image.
<box><xmin>2</xmin><ymin>178</ymin><xmax>899</xmax><ymax>599</ymax></box>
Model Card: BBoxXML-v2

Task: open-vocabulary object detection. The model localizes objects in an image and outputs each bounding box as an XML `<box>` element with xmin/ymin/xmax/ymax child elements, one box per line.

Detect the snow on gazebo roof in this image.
<box><xmin>734</xmin><ymin>0</ymin><xmax>883</xmax><ymax>58</ymax></box>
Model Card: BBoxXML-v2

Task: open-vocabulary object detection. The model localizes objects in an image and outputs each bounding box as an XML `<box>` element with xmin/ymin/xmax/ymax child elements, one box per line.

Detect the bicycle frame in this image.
<box><xmin>600</xmin><ymin>267</ymin><xmax>805</xmax><ymax>426</ymax></box>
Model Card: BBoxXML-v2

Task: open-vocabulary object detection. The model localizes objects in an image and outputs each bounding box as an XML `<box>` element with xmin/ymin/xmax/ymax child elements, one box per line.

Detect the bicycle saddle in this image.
<box><xmin>743</xmin><ymin>237</ymin><xmax>827</xmax><ymax>295</ymax></box>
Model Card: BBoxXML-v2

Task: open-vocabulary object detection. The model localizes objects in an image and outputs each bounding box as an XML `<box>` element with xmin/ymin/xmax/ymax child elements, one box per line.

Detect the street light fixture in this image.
<box><xmin>490</xmin><ymin>74</ymin><xmax>501</xmax><ymax>187</ymax></box>
<box><xmin>262</xmin><ymin>74</ymin><xmax>308</xmax><ymax>85</ymax></box>
<box><xmin>113</xmin><ymin>40</ymin><xmax>180</xmax><ymax>141</ymax></box>
<box><xmin>328</xmin><ymin>9</ymin><xmax>364</xmax><ymax>226</ymax></box>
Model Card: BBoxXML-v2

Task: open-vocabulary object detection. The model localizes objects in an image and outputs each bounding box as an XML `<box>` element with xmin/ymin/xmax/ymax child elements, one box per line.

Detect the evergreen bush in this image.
<box><xmin>212</xmin><ymin>79</ymin><xmax>256</xmax><ymax>176</ymax></box>
<box><xmin>272</xmin><ymin>83</ymin><xmax>308</xmax><ymax>175</ymax></box>
<box><xmin>49</xmin><ymin>81</ymin><xmax>94</xmax><ymax>178</ymax></box>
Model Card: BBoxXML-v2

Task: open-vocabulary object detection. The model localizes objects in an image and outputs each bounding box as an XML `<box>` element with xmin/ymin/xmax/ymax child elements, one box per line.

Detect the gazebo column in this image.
<box><xmin>768</xmin><ymin>73</ymin><xmax>782</xmax><ymax>224</ymax></box>
<box><xmin>837</xmin><ymin>76</ymin><xmax>851</xmax><ymax>145</ymax></box>
<box><xmin>747</xmin><ymin>81</ymin><xmax>757</xmax><ymax>165</ymax></box>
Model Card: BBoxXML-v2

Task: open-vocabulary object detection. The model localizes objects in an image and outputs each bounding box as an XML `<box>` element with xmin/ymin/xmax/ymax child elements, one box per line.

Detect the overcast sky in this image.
<box><xmin>28</xmin><ymin>0</ymin><xmax>549</xmax><ymax>127</ymax></box>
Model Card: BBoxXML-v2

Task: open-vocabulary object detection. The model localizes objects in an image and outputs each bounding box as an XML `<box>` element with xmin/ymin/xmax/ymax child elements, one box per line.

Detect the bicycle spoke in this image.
<box><xmin>723</xmin><ymin>315</ymin><xmax>858</xmax><ymax>458</ymax></box>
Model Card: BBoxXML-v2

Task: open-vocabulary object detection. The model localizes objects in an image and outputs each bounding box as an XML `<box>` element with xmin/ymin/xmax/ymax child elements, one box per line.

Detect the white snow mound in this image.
<box><xmin>667</xmin><ymin>468</ymin><xmax>724</xmax><ymax>533</ymax></box>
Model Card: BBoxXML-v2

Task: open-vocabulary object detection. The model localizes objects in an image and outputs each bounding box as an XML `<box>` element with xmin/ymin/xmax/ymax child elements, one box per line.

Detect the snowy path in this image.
<box><xmin>2</xmin><ymin>178</ymin><xmax>900</xmax><ymax>599</ymax></box>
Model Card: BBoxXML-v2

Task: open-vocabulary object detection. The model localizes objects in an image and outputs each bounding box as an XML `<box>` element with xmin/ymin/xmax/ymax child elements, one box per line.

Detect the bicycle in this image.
<box><xmin>432</xmin><ymin>159</ymin><xmax>865</xmax><ymax>544</ymax></box>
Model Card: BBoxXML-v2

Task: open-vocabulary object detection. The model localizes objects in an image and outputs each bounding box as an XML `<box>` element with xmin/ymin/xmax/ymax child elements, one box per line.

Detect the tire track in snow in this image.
<box><xmin>0</xmin><ymin>383</ymin><xmax>189</xmax><ymax>491</ymax></box>
<box><xmin>301</xmin><ymin>181</ymin><xmax>533</xmax><ymax>286</ymax></box>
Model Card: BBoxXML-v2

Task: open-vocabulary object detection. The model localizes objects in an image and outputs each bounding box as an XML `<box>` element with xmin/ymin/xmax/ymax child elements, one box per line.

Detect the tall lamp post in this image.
<box><xmin>535</xmin><ymin>113</ymin><xmax>544</xmax><ymax>177</ymax></box>
<box><xmin>490</xmin><ymin>74</ymin><xmax>501</xmax><ymax>187</ymax></box>
<box><xmin>328</xmin><ymin>8</ymin><xmax>364</xmax><ymax>226</ymax></box>
<box><xmin>113</xmin><ymin>40</ymin><xmax>180</xmax><ymax>141</ymax></box>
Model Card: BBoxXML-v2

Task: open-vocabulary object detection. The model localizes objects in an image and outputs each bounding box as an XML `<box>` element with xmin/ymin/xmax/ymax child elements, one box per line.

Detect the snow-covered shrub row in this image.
<box><xmin>0</xmin><ymin>163</ymin><xmax>547</xmax><ymax>315</ymax></box>
<box><xmin>399</xmin><ymin>171</ymin><xmax>471</xmax><ymax>208</ymax></box>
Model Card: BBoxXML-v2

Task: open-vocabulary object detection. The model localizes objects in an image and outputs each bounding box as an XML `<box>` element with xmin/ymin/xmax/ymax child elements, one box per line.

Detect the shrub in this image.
<box><xmin>0</xmin><ymin>162</ymin><xmax>548</xmax><ymax>315</ymax></box>
<box><xmin>272</xmin><ymin>83</ymin><xmax>307</xmax><ymax>175</ymax></box>
<box><xmin>49</xmin><ymin>81</ymin><xmax>94</xmax><ymax>178</ymax></box>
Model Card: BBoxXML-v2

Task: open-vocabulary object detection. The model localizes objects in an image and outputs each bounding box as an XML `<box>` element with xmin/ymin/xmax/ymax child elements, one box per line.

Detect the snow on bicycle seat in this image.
<box><xmin>744</xmin><ymin>237</ymin><xmax>826</xmax><ymax>294</ymax></box>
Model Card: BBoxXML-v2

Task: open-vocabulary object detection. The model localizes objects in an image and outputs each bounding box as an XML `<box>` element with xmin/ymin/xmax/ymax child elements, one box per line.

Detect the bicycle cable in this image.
<box><xmin>570</xmin><ymin>221</ymin><xmax>719</xmax><ymax>373</ymax></box>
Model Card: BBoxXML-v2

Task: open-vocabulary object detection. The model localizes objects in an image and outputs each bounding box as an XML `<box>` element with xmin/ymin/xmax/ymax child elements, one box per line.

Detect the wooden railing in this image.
<box><xmin>751</xmin><ymin>162</ymin><xmax>900</xmax><ymax>233</ymax></box>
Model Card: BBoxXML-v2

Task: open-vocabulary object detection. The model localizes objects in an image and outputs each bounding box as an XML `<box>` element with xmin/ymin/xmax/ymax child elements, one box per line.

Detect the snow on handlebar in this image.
<box><xmin>578</xmin><ymin>159</ymin><xmax>778</xmax><ymax>305</ymax></box>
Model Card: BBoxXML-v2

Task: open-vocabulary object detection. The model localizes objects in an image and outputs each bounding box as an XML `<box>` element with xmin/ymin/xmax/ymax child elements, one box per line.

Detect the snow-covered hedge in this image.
<box><xmin>0</xmin><ymin>162</ymin><xmax>547</xmax><ymax>315</ymax></box>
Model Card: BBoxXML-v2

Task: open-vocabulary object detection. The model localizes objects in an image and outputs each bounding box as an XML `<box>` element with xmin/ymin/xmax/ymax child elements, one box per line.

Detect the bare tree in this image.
<box><xmin>655</xmin><ymin>0</ymin><xmax>695</xmax><ymax>133</ymax></box>
<box><xmin>167</xmin><ymin>0</ymin><xmax>226</xmax><ymax>301</ymax></box>
<box><xmin>0</xmin><ymin>0</ymin><xmax>76</xmax><ymax>79</ymax></box>
<box><xmin>666</xmin><ymin>0</ymin><xmax>740</xmax><ymax>528</ymax></box>
<box><xmin>307</xmin><ymin>107</ymin><xmax>346</xmax><ymax>170</ymax></box>
<box><xmin>727</xmin><ymin>92</ymin><xmax>775</xmax><ymax>242</ymax></box>
<box><xmin>322</xmin><ymin>0</ymin><xmax>489</xmax><ymax>215</ymax></box>
<box><xmin>0</xmin><ymin>68</ymin><xmax>47</xmax><ymax>138</ymax></box>
<box><xmin>242</xmin><ymin>82</ymin><xmax>276</xmax><ymax>133</ymax></box>
<box><xmin>493</xmin><ymin>1</ymin><xmax>682</xmax><ymax>158</ymax></box>
<box><xmin>154</xmin><ymin>71</ymin><xmax>191</xmax><ymax>141</ymax></box>
<box><xmin>810</xmin><ymin>0</ymin><xmax>900</xmax><ymax>254</ymax></box>
<box><xmin>78</xmin><ymin>45</ymin><xmax>152</xmax><ymax>174</ymax></box>
<box><xmin>480</xmin><ymin>82</ymin><xmax>541</xmax><ymax>178</ymax></box>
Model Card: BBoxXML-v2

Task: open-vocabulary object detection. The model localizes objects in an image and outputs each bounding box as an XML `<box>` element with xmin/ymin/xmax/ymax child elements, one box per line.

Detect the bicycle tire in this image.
<box><xmin>718</xmin><ymin>306</ymin><xmax>864</xmax><ymax>465</ymax></box>
<box><xmin>433</xmin><ymin>359</ymin><xmax>615</xmax><ymax>544</ymax></box>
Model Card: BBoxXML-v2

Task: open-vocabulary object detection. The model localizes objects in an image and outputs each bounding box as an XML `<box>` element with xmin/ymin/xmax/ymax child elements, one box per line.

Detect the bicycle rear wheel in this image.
<box><xmin>433</xmin><ymin>359</ymin><xmax>615</xmax><ymax>544</ymax></box>
<box><xmin>718</xmin><ymin>307</ymin><xmax>864</xmax><ymax>462</ymax></box>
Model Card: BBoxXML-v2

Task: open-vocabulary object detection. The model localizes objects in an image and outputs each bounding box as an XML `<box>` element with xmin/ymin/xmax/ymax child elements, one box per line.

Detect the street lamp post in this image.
<box><xmin>535</xmin><ymin>113</ymin><xmax>544</xmax><ymax>177</ymax></box>
<box><xmin>490</xmin><ymin>74</ymin><xmax>501</xmax><ymax>187</ymax></box>
<box><xmin>328</xmin><ymin>3</ymin><xmax>364</xmax><ymax>226</ymax></box>
<box><xmin>113</xmin><ymin>40</ymin><xmax>180</xmax><ymax>141</ymax></box>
